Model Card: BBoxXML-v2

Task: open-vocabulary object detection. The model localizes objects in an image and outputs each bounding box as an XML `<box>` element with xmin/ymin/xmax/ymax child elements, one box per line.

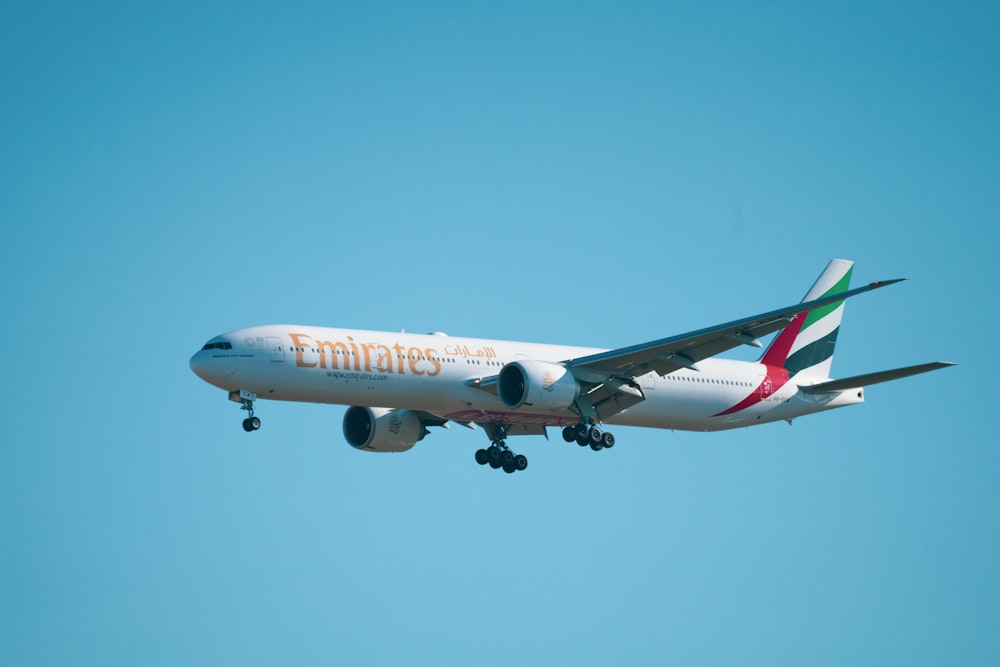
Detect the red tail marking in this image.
<box><xmin>760</xmin><ymin>311</ymin><xmax>807</xmax><ymax>367</ymax></box>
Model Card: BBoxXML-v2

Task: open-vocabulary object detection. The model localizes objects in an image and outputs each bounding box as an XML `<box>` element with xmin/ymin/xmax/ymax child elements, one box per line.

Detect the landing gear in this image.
<box><xmin>562</xmin><ymin>424</ymin><xmax>615</xmax><ymax>452</ymax></box>
<box><xmin>475</xmin><ymin>424</ymin><xmax>529</xmax><ymax>474</ymax></box>
<box><xmin>230</xmin><ymin>389</ymin><xmax>261</xmax><ymax>432</ymax></box>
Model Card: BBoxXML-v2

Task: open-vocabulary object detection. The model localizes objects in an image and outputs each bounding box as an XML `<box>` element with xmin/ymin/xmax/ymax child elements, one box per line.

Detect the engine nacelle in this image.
<box><xmin>497</xmin><ymin>360</ymin><xmax>580</xmax><ymax>410</ymax></box>
<box><xmin>343</xmin><ymin>406</ymin><xmax>426</xmax><ymax>453</ymax></box>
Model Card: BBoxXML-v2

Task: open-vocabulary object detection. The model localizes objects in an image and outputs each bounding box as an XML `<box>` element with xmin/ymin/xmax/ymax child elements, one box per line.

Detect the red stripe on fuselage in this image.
<box><xmin>712</xmin><ymin>310</ymin><xmax>803</xmax><ymax>417</ymax></box>
<box><xmin>713</xmin><ymin>364</ymin><xmax>790</xmax><ymax>417</ymax></box>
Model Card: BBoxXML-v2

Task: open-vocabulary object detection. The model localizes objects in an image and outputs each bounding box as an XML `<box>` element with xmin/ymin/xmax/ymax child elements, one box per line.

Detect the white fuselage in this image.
<box><xmin>189</xmin><ymin>325</ymin><xmax>863</xmax><ymax>432</ymax></box>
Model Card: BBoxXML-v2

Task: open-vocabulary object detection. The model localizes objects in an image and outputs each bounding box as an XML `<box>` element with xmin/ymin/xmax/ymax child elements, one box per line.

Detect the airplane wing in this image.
<box><xmin>468</xmin><ymin>278</ymin><xmax>903</xmax><ymax>423</ymax></box>
<box><xmin>552</xmin><ymin>278</ymin><xmax>903</xmax><ymax>420</ymax></box>
<box><xmin>566</xmin><ymin>279</ymin><xmax>903</xmax><ymax>377</ymax></box>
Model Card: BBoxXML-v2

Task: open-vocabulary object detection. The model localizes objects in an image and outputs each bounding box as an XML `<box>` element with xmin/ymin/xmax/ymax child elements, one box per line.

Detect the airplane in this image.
<box><xmin>190</xmin><ymin>260</ymin><xmax>953</xmax><ymax>474</ymax></box>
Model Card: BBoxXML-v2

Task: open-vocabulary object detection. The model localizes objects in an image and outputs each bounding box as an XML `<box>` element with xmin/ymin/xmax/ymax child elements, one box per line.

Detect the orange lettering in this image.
<box><xmin>346</xmin><ymin>337</ymin><xmax>360</xmax><ymax>371</ymax></box>
<box><xmin>289</xmin><ymin>334</ymin><xmax>444</xmax><ymax>377</ymax></box>
<box><xmin>375</xmin><ymin>344</ymin><xmax>393</xmax><ymax>373</ymax></box>
<box><xmin>316</xmin><ymin>339</ymin><xmax>349</xmax><ymax>369</ymax></box>
<box><xmin>288</xmin><ymin>333</ymin><xmax>316</xmax><ymax>368</ymax></box>
<box><xmin>425</xmin><ymin>347</ymin><xmax>441</xmax><ymax>376</ymax></box>
<box><xmin>362</xmin><ymin>343</ymin><xmax>377</xmax><ymax>372</ymax></box>
<box><xmin>392</xmin><ymin>342</ymin><xmax>406</xmax><ymax>374</ymax></box>
<box><xmin>408</xmin><ymin>347</ymin><xmax>425</xmax><ymax>376</ymax></box>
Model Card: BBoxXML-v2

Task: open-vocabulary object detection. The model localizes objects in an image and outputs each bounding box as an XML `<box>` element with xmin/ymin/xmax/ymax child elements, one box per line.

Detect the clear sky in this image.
<box><xmin>2</xmin><ymin>2</ymin><xmax>998</xmax><ymax>665</ymax></box>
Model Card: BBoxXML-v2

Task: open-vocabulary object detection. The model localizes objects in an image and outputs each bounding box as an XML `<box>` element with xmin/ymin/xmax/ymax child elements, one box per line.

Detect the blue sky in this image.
<box><xmin>2</xmin><ymin>2</ymin><xmax>998</xmax><ymax>665</ymax></box>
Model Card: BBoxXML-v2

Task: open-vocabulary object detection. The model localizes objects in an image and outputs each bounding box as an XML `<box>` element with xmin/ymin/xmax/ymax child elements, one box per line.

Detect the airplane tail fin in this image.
<box><xmin>760</xmin><ymin>259</ymin><xmax>853</xmax><ymax>378</ymax></box>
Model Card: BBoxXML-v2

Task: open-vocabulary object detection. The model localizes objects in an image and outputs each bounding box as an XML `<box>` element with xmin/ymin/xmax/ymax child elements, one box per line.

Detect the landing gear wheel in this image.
<box><xmin>590</xmin><ymin>441</ymin><xmax>604</xmax><ymax>452</ymax></box>
<box><xmin>236</xmin><ymin>392</ymin><xmax>260</xmax><ymax>433</ymax></box>
<box><xmin>588</xmin><ymin>427</ymin><xmax>603</xmax><ymax>446</ymax></box>
<box><xmin>487</xmin><ymin>445</ymin><xmax>503</xmax><ymax>469</ymax></box>
<box><xmin>478</xmin><ymin>424</ymin><xmax>529</xmax><ymax>474</ymax></box>
<box><xmin>602</xmin><ymin>432</ymin><xmax>615</xmax><ymax>448</ymax></box>
<box><xmin>562</xmin><ymin>426</ymin><xmax>576</xmax><ymax>443</ymax></box>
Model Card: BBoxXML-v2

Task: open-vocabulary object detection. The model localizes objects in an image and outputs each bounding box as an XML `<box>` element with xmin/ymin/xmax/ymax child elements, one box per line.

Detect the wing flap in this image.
<box><xmin>586</xmin><ymin>381</ymin><xmax>647</xmax><ymax>421</ymax></box>
<box><xmin>798</xmin><ymin>362</ymin><xmax>955</xmax><ymax>394</ymax></box>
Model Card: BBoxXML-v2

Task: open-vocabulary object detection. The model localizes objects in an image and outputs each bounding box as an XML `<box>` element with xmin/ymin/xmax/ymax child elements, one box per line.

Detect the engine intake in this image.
<box><xmin>343</xmin><ymin>406</ymin><xmax>426</xmax><ymax>453</ymax></box>
<box><xmin>497</xmin><ymin>360</ymin><xmax>580</xmax><ymax>411</ymax></box>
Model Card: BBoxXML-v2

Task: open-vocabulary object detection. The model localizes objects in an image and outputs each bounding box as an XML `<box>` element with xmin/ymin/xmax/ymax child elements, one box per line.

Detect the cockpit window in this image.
<box><xmin>201</xmin><ymin>341</ymin><xmax>233</xmax><ymax>351</ymax></box>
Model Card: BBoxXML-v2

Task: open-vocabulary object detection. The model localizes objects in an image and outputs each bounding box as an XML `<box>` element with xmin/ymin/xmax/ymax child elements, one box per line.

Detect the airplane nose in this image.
<box><xmin>190</xmin><ymin>352</ymin><xmax>209</xmax><ymax>380</ymax></box>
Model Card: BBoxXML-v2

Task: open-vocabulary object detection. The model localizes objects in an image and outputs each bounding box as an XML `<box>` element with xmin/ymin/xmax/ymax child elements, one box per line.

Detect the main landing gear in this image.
<box><xmin>562</xmin><ymin>424</ymin><xmax>615</xmax><ymax>451</ymax></box>
<box><xmin>475</xmin><ymin>424</ymin><xmax>528</xmax><ymax>474</ymax></box>
<box><xmin>230</xmin><ymin>390</ymin><xmax>261</xmax><ymax>432</ymax></box>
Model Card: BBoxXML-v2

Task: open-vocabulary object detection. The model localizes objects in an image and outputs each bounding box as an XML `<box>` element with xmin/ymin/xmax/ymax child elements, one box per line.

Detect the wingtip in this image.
<box><xmin>870</xmin><ymin>278</ymin><xmax>907</xmax><ymax>288</ymax></box>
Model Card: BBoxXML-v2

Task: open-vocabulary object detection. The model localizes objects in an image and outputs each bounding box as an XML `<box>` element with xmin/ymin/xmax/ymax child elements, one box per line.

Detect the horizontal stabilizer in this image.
<box><xmin>799</xmin><ymin>362</ymin><xmax>955</xmax><ymax>394</ymax></box>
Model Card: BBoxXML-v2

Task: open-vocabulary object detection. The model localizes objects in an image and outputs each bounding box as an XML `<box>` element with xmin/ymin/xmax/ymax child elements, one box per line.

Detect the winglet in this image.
<box><xmin>869</xmin><ymin>278</ymin><xmax>907</xmax><ymax>288</ymax></box>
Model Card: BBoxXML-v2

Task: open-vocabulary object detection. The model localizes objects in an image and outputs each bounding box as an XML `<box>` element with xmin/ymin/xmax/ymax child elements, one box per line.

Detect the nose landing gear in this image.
<box><xmin>230</xmin><ymin>390</ymin><xmax>261</xmax><ymax>432</ymax></box>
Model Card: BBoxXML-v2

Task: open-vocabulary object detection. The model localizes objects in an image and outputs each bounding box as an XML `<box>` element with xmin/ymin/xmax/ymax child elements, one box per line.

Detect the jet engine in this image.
<box><xmin>342</xmin><ymin>406</ymin><xmax>427</xmax><ymax>453</ymax></box>
<box><xmin>497</xmin><ymin>360</ymin><xmax>580</xmax><ymax>411</ymax></box>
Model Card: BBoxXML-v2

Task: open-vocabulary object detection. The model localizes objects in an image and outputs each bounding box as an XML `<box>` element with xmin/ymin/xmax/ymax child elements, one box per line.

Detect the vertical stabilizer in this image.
<box><xmin>760</xmin><ymin>259</ymin><xmax>853</xmax><ymax>379</ymax></box>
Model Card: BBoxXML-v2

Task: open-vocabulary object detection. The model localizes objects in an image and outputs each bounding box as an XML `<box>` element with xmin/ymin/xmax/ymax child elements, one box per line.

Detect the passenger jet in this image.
<box><xmin>190</xmin><ymin>260</ymin><xmax>952</xmax><ymax>473</ymax></box>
